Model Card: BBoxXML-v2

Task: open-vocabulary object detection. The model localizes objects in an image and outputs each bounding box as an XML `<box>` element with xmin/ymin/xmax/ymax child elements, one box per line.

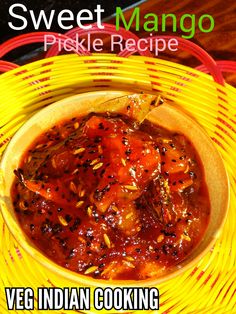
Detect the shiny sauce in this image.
<box><xmin>11</xmin><ymin>113</ymin><xmax>210</xmax><ymax>280</ymax></box>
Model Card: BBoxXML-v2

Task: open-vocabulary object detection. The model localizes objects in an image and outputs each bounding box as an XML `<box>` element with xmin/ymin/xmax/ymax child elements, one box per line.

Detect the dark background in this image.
<box><xmin>0</xmin><ymin>0</ymin><xmax>140</xmax><ymax>59</ymax></box>
<box><xmin>0</xmin><ymin>0</ymin><xmax>235</xmax><ymax>88</ymax></box>
<box><xmin>0</xmin><ymin>0</ymin><xmax>140</xmax><ymax>42</ymax></box>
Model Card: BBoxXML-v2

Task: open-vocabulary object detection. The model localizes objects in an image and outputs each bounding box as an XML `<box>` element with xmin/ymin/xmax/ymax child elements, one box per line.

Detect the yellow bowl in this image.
<box><xmin>0</xmin><ymin>90</ymin><xmax>229</xmax><ymax>287</ymax></box>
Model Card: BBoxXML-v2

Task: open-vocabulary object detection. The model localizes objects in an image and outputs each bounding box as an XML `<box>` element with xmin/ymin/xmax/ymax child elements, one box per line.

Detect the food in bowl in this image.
<box><xmin>11</xmin><ymin>95</ymin><xmax>211</xmax><ymax>280</ymax></box>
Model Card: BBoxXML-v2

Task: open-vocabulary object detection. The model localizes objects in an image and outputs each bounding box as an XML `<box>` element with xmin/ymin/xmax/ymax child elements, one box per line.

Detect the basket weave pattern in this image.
<box><xmin>0</xmin><ymin>25</ymin><xmax>236</xmax><ymax>313</ymax></box>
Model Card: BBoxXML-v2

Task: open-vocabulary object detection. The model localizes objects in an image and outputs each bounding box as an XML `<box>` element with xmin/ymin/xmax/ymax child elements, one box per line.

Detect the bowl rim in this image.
<box><xmin>0</xmin><ymin>90</ymin><xmax>230</xmax><ymax>287</ymax></box>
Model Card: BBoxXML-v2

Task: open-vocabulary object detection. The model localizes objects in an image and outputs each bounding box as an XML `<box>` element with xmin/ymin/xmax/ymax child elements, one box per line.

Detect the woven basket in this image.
<box><xmin>0</xmin><ymin>25</ymin><xmax>236</xmax><ymax>314</ymax></box>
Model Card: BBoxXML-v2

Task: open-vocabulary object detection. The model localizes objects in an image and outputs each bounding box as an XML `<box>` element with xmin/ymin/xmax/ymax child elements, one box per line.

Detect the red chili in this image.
<box><xmin>12</xmin><ymin>114</ymin><xmax>210</xmax><ymax>280</ymax></box>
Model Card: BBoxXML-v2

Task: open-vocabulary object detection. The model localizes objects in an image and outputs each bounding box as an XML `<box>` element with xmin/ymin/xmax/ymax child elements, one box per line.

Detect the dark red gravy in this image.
<box><xmin>11</xmin><ymin>113</ymin><xmax>210</xmax><ymax>280</ymax></box>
